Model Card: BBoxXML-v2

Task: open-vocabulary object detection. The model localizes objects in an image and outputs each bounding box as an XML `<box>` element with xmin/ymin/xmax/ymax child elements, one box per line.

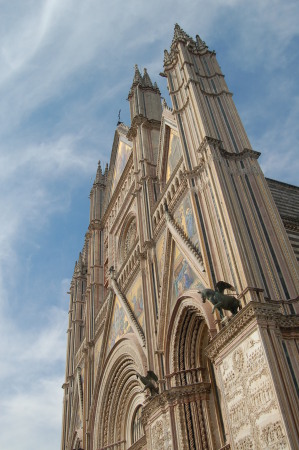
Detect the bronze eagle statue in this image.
<box><xmin>136</xmin><ymin>370</ymin><xmax>159</xmax><ymax>396</ymax></box>
<box><xmin>201</xmin><ymin>281</ymin><xmax>241</xmax><ymax>318</ymax></box>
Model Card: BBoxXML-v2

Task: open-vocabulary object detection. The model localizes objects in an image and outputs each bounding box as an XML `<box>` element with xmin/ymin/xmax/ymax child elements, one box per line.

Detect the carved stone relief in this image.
<box><xmin>218</xmin><ymin>329</ymin><xmax>290</xmax><ymax>449</ymax></box>
<box><xmin>151</xmin><ymin>414</ymin><xmax>172</xmax><ymax>450</ymax></box>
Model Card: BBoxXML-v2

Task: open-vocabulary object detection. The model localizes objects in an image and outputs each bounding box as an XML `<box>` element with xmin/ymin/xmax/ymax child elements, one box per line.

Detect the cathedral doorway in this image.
<box><xmin>165</xmin><ymin>295</ymin><xmax>226</xmax><ymax>449</ymax></box>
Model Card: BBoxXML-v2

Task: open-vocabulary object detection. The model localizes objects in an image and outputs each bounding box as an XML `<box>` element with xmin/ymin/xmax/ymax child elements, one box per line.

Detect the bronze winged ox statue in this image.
<box><xmin>136</xmin><ymin>370</ymin><xmax>159</xmax><ymax>396</ymax></box>
<box><xmin>201</xmin><ymin>281</ymin><xmax>241</xmax><ymax>318</ymax></box>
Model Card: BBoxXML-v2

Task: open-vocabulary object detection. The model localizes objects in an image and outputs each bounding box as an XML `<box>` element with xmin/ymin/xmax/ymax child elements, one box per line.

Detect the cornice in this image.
<box><xmin>219</xmin><ymin>147</ymin><xmax>261</xmax><ymax>160</ymax></box>
<box><xmin>88</xmin><ymin>219</ymin><xmax>103</xmax><ymax>232</ymax></box>
<box><xmin>172</xmin><ymin>96</ymin><xmax>190</xmax><ymax>114</ymax></box>
<box><xmin>198</xmin><ymin>136</ymin><xmax>222</xmax><ymax>154</ymax></box>
<box><xmin>185</xmin><ymin>77</ymin><xmax>232</xmax><ymax>97</ymax></box>
<box><xmin>206</xmin><ymin>301</ymin><xmax>299</xmax><ymax>362</ymax></box>
<box><xmin>142</xmin><ymin>382</ymin><xmax>211</xmax><ymax>423</ymax></box>
<box><xmin>127</xmin><ymin>115</ymin><xmax>161</xmax><ymax>141</ymax></box>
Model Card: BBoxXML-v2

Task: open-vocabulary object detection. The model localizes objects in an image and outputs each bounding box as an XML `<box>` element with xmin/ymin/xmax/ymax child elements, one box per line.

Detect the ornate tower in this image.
<box><xmin>163</xmin><ymin>24</ymin><xmax>298</xmax><ymax>301</ymax></box>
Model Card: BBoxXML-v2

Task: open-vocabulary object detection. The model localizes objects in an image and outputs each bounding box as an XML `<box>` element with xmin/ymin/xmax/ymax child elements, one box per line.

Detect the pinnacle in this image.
<box><xmin>172</xmin><ymin>23</ymin><xmax>194</xmax><ymax>44</ymax></box>
<box><xmin>196</xmin><ymin>34</ymin><xmax>208</xmax><ymax>50</ymax></box>
<box><xmin>142</xmin><ymin>68</ymin><xmax>153</xmax><ymax>88</ymax></box>
<box><xmin>95</xmin><ymin>160</ymin><xmax>103</xmax><ymax>184</ymax></box>
<box><xmin>77</xmin><ymin>252</ymin><xmax>83</xmax><ymax>272</ymax></box>
<box><xmin>133</xmin><ymin>64</ymin><xmax>143</xmax><ymax>85</ymax></box>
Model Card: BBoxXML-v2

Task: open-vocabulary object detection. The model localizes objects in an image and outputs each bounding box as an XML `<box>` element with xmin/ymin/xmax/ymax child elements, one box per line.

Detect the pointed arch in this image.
<box><xmin>165</xmin><ymin>291</ymin><xmax>216</xmax><ymax>375</ymax></box>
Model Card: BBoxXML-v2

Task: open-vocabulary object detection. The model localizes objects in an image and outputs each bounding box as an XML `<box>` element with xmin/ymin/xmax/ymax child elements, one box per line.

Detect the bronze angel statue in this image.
<box><xmin>201</xmin><ymin>281</ymin><xmax>241</xmax><ymax>318</ymax></box>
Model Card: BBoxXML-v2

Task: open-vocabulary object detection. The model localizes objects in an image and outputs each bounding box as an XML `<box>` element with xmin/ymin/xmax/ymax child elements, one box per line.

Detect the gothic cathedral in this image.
<box><xmin>61</xmin><ymin>25</ymin><xmax>299</xmax><ymax>450</ymax></box>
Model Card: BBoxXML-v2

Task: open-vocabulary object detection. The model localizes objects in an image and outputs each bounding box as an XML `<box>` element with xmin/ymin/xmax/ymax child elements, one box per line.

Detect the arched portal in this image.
<box><xmin>92</xmin><ymin>336</ymin><xmax>147</xmax><ymax>450</ymax></box>
<box><xmin>165</xmin><ymin>293</ymin><xmax>225</xmax><ymax>450</ymax></box>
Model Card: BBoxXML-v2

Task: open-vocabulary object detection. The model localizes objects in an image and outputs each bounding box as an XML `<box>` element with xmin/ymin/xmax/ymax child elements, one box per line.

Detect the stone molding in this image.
<box><xmin>206</xmin><ymin>301</ymin><xmax>299</xmax><ymax>362</ymax></box>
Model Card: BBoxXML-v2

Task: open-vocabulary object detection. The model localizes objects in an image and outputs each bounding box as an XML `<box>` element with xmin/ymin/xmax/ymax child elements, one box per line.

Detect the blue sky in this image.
<box><xmin>0</xmin><ymin>1</ymin><xmax>298</xmax><ymax>449</ymax></box>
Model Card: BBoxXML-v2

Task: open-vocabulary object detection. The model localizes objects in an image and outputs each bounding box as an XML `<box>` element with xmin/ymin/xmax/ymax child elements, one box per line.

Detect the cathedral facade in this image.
<box><xmin>61</xmin><ymin>25</ymin><xmax>299</xmax><ymax>450</ymax></box>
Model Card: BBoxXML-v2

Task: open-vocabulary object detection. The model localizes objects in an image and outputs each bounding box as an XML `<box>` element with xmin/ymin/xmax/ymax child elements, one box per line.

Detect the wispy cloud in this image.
<box><xmin>0</xmin><ymin>1</ymin><xmax>298</xmax><ymax>449</ymax></box>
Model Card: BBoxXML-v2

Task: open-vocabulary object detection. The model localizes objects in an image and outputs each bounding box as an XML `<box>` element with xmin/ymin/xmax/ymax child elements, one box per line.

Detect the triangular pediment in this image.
<box><xmin>105</xmin><ymin>124</ymin><xmax>133</xmax><ymax>204</ymax></box>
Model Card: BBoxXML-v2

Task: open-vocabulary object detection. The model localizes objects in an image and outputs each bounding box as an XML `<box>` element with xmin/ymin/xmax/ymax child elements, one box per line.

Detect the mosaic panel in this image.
<box><xmin>166</xmin><ymin>129</ymin><xmax>182</xmax><ymax>183</ymax></box>
<box><xmin>111</xmin><ymin>139</ymin><xmax>132</xmax><ymax>192</ymax></box>
<box><xmin>172</xmin><ymin>245</ymin><xmax>204</xmax><ymax>301</ymax></box>
<box><xmin>174</xmin><ymin>193</ymin><xmax>199</xmax><ymax>247</ymax></box>
<box><xmin>108</xmin><ymin>297</ymin><xmax>132</xmax><ymax>351</ymax></box>
<box><xmin>126</xmin><ymin>274</ymin><xmax>144</xmax><ymax>329</ymax></box>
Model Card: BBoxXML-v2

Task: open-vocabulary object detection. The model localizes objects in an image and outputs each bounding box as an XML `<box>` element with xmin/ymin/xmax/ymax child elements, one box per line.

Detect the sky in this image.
<box><xmin>0</xmin><ymin>1</ymin><xmax>298</xmax><ymax>449</ymax></box>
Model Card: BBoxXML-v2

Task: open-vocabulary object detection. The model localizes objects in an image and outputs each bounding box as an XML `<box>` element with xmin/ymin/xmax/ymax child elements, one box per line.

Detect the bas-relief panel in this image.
<box><xmin>172</xmin><ymin>245</ymin><xmax>204</xmax><ymax>303</ymax></box>
<box><xmin>150</xmin><ymin>413</ymin><xmax>172</xmax><ymax>450</ymax></box>
<box><xmin>111</xmin><ymin>139</ymin><xmax>132</xmax><ymax>193</ymax></box>
<box><xmin>174</xmin><ymin>193</ymin><xmax>199</xmax><ymax>248</ymax></box>
<box><xmin>219</xmin><ymin>329</ymin><xmax>289</xmax><ymax>449</ymax></box>
<box><xmin>126</xmin><ymin>274</ymin><xmax>144</xmax><ymax>329</ymax></box>
<box><xmin>108</xmin><ymin>297</ymin><xmax>132</xmax><ymax>351</ymax></box>
<box><xmin>166</xmin><ymin>130</ymin><xmax>182</xmax><ymax>183</ymax></box>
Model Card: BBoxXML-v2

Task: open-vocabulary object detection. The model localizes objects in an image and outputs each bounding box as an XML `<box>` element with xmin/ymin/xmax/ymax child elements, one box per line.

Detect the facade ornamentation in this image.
<box><xmin>61</xmin><ymin>25</ymin><xmax>299</xmax><ymax>450</ymax></box>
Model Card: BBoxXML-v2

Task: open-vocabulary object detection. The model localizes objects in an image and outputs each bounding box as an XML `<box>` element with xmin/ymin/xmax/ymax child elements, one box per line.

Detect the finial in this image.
<box><xmin>162</xmin><ymin>98</ymin><xmax>168</xmax><ymax>109</ymax></box>
<box><xmin>143</xmin><ymin>68</ymin><xmax>153</xmax><ymax>88</ymax></box>
<box><xmin>117</xmin><ymin>109</ymin><xmax>122</xmax><ymax>125</ymax></box>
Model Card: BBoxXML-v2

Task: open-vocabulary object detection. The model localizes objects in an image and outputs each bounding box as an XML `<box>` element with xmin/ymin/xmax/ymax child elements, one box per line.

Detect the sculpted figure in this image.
<box><xmin>136</xmin><ymin>370</ymin><xmax>159</xmax><ymax>396</ymax></box>
<box><xmin>201</xmin><ymin>281</ymin><xmax>241</xmax><ymax>318</ymax></box>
